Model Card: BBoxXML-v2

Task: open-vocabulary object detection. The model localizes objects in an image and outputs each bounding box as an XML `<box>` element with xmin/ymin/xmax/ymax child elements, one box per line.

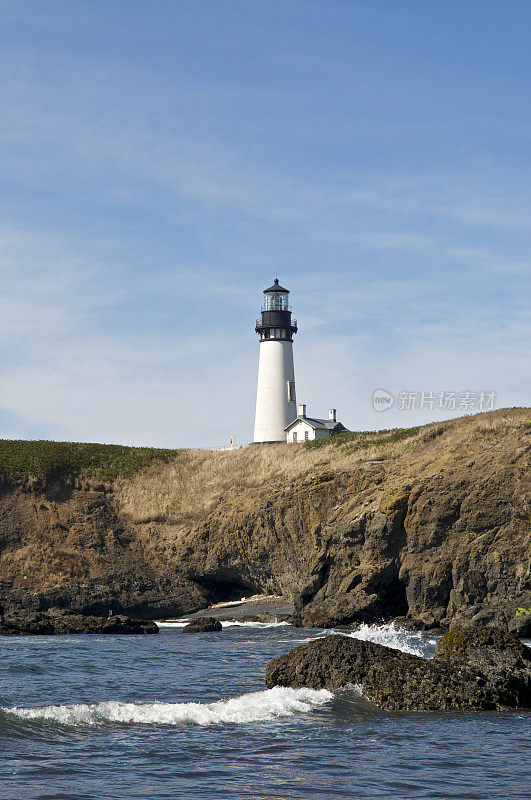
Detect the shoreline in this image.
<box><xmin>166</xmin><ymin>594</ymin><xmax>295</xmax><ymax>623</ymax></box>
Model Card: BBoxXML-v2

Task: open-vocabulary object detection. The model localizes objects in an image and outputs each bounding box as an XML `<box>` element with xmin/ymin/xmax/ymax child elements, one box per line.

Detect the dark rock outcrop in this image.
<box><xmin>0</xmin><ymin>611</ymin><xmax>158</xmax><ymax>635</ymax></box>
<box><xmin>265</xmin><ymin>628</ymin><xmax>531</xmax><ymax>710</ymax></box>
<box><xmin>182</xmin><ymin>616</ymin><xmax>222</xmax><ymax>633</ymax></box>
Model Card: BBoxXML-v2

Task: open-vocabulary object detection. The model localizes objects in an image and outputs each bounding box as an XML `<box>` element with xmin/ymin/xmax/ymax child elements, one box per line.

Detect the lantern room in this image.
<box><xmin>255</xmin><ymin>278</ymin><xmax>298</xmax><ymax>342</ymax></box>
<box><xmin>263</xmin><ymin>279</ymin><xmax>289</xmax><ymax>312</ymax></box>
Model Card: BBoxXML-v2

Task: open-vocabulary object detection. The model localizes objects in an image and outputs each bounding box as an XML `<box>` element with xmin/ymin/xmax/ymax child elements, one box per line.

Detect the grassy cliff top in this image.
<box><xmin>1</xmin><ymin>408</ymin><xmax>529</xmax><ymax>487</ymax></box>
<box><xmin>0</xmin><ymin>439</ymin><xmax>182</xmax><ymax>482</ymax></box>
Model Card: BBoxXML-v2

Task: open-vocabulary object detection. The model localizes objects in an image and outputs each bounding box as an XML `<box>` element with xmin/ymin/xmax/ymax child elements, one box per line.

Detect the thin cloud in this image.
<box><xmin>0</xmin><ymin>8</ymin><xmax>529</xmax><ymax>445</ymax></box>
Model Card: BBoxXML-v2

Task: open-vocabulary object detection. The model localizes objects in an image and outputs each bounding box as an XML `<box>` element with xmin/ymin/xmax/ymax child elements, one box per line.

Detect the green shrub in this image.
<box><xmin>0</xmin><ymin>439</ymin><xmax>182</xmax><ymax>482</ymax></box>
<box><xmin>305</xmin><ymin>426</ymin><xmax>421</xmax><ymax>453</ymax></box>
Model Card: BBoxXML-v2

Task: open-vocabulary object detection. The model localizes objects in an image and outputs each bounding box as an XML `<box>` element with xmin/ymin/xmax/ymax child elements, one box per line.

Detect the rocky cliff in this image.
<box><xmin>1</xmin><ymin>409</ymin><xmax>530</xmax><ymax>633</ymax></box>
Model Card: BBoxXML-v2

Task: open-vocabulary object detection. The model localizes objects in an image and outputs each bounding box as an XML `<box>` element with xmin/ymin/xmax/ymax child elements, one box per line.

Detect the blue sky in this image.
<box><xmin>1</xmin><ymin>0</ymin><xmax>529</xmax><ymax>447</ymax></box>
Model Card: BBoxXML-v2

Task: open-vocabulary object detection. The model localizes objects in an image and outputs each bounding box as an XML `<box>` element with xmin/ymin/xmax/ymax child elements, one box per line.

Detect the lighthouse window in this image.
<box><xmin>293</xmin><ymin>432</ymin><xmax>298</xmax><ymax>442</ymax></box>
<box><xmin>265</xmin><ymin>293</ymin><xmax>288</xmax><ymax>311</ymax></box>
<box><xmin>287</xmin><ymin>381</ymin><xmax>295</xmax><ymax>401</ymax></box>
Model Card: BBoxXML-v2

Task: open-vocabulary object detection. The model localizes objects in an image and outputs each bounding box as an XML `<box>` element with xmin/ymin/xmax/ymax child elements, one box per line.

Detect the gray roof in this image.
<box><xmin>284</xmin><ymin>416</ymin><xmax>348</xmax><ymax>432</ymax></box>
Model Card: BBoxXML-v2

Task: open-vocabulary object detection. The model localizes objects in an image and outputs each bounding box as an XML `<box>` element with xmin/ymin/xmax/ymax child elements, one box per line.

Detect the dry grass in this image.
<box><xmin>115</xmin><ymin>408</ymin><xmax>531</xmax><ymax>525</ymax></box>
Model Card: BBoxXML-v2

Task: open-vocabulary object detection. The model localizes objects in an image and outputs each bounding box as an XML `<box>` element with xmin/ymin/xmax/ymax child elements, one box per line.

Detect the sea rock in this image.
<box><xmin>182</xmin><ymin>616</ymin><xmax>222</xmax><ymax>633</ymax></box>
<box><xmin>434</xmin><ymin>626</ymin><xmax>531</xmax><ymax>700</ymax></box>
<box><xmin>0</xmin><ymin>611</ymin><xmax>158</xmax><ymax>635</ymax></box>
<box><xmin>265</xmin><ymin>627</ymin><xmax>531</xmax><ymax>710</ymax></box>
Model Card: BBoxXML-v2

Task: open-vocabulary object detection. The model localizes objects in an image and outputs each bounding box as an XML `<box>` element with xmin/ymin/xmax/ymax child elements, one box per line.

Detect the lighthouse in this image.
<box><xmin>253</xmin><ymin>278</ymin><xmax>298</xmax><ymax>443</ymax></box>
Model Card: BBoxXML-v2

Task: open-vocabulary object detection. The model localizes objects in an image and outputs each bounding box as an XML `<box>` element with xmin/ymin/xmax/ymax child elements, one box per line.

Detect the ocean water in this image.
<box><xmin>0</xmin><ymin>622</ymin><xmax>529</xmax><ymax>800</ymax></box>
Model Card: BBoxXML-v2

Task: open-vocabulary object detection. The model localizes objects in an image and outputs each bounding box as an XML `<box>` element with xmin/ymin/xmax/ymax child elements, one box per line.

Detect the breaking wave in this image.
<box><xmin>306</xmin><ymin>622</ymin><xmax>436</xmax><ymax>658</ymax></box>
<box><xmin>349</xmin><ymin>622</ymin><xmax>436</xmax><ymax>657</ymax></box>
<box><xmin>2</xmin><ymin>687</ymin><xmax>332</xmax><ymax>727</ymax></box>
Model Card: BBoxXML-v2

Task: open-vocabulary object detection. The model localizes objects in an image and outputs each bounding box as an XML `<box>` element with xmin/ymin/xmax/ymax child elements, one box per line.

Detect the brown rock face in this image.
<box><xmin>0</xmin><ymin>409</ymin><xmax>530</xmax><ymax>628</ymax></box>
<box><xmin>265</xmin><ymin>628</ymin><xmax>531</xmax><ymax>710</ymax></box>
<box><xmin>0</xmin><ymin>477</ymin><xmax>211</xmax><ymax>619</ymax></box>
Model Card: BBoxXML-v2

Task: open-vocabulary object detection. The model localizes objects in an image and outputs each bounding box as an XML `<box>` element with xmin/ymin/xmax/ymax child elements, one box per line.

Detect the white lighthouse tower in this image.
<box><xmin>253</xmin><ymin>278</ymin><xmax>298</xmax><ymax>443</ymax></box>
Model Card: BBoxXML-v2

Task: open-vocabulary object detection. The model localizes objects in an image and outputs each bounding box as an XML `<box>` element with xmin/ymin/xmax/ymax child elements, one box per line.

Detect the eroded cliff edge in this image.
<box><xmin>1</xmin><ymin>409</ymin><xmax>530</xmax><ymax>633</ymax></box>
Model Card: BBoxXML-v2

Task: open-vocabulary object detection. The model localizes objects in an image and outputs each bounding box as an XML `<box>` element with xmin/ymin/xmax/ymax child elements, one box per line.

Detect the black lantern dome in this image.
<box><xmin>255</xmin><ymin>278</ymin><xmax>298</xmax><ymax>341</ymax></box>
<box><xmin>264</xmin><ymin>278</ymin><xmax>289</xmax><ymax>293</ymax></box>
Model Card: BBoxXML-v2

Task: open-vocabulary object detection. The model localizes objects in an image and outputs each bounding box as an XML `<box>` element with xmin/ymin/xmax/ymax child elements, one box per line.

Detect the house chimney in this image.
<box><xmin>298</xmin><ymin>403</ymin><xmax>306</xmax><ymax>418</ymax></box>
<box><xmin>329</xmin><ymin>408</ymin><xmax>336</xmax><ymax>422</ymax></box>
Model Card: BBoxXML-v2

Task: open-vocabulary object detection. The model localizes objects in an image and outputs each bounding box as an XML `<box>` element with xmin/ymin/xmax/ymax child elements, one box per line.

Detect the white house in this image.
<box><xmin>285</xmin><ymin>404</ymin><xmax>349</xmax><ymax>443</ymax></box>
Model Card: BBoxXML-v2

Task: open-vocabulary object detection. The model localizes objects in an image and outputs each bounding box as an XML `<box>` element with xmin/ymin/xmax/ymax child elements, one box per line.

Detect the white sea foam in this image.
<box><xmin>156</xmin><ymin>621</ymin><xmax>190</xmax><ymax>627</ymax></box>
<box><xmin>156</xmin><ymin>620</ymin><xmax>290</xmax><ymax>629</ymax></box>
<box><xmin>305</xmin><ymin>621</ymin><xmax>434</xmax><ymax>658</ymax></box>
<box><xmin>220</xmin><ymin>620</ymin><xmax>289</xmax><ymax>628</ymax></box>
<box><xmin>349</xmin><ymin>622</ymin><xmax>433</xmax><ymax>657</ymax></box>
<box><xmin>3</xmin><ymin>687</ymin><xmax>332</xmax><ymax>727</ymax></box>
